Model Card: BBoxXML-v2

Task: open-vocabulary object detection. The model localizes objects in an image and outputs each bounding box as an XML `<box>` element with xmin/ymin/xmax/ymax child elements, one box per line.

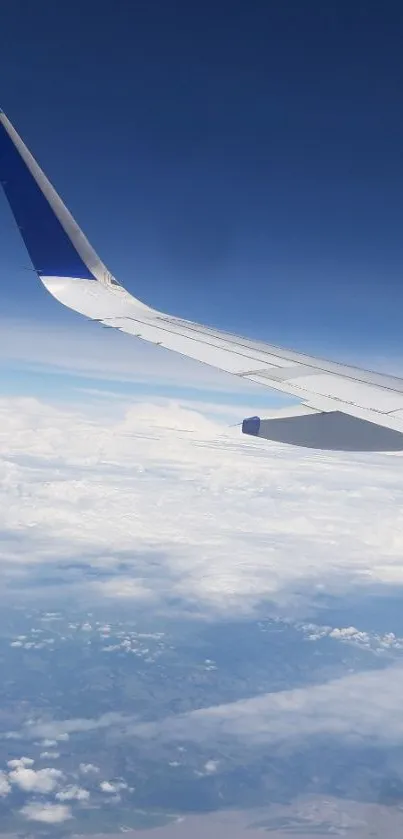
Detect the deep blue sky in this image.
<box><xmin>1</xmin><ymin>0</ymin><xmax>403</xmax><ymax>362</ymax></box>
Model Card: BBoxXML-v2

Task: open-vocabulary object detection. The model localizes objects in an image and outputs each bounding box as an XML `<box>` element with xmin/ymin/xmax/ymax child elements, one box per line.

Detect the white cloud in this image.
<box><xmin>21</xmin><ymin>801</ymin><xmax>72</xmax><ymax>823</ymax></box>
<box><xmin>56</xmin><ymin>784</ymin><xmax>90</xmax><ymax>801</ymax></box>
<box><xmin>100</xmin><ymin>780</ymin><xmax>127</xmax><ymax>793</ymax></box>
<box><xmin>7</xmin><ymin>757</ymin><xmax>34</xmax><ymax>768</ymax></box>
<box><xmin>100</xmin><ymin>781</ymin><xmax>117</xmax><ymax>793</ymax></box>
<box><xmin>301</xmin><ymin>622</ymin><xmax>403</xmax><ymax>653</ymax></box>
<box><xmin>1</xmin><ymin>395</ymin><xmax>403</xmax><ymax>620</ymax></box>
<box><xmin>0</xmin><ymin>772</ymin><xmax>11</xmax><ymax>797</ymax></box>
<box><xmin>39</xmin><ymin>751</ymin><xmax>60</xmax><ymax>759</ymax></box>
<box><xmin>9</xmin><ymin>766</ymin><xmax>64</xmax><ymax>793</ymax></box>
<box><xmin>79</xmin><ymin>762</ymin><xmax>100</xmax><ymax>774</ymax></box>
<box><xmin>204</xmin><ymin>760</ymin><xmax>219</xmax><ymax>774</ymax></box>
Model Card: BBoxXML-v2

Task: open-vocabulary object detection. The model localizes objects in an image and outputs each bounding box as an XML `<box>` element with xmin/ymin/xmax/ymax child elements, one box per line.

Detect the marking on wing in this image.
<box><xmin>240</xmin><ymin>365</ymin><xmax>317</xmax><ymax>381</ymax></box>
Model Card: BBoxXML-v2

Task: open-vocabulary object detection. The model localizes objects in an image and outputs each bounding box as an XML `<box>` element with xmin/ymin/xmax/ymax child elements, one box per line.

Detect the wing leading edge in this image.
<box><xmin>1</xmin><ymin>108</ymin><xmax>403</xmax><ymax>452</ymax></box>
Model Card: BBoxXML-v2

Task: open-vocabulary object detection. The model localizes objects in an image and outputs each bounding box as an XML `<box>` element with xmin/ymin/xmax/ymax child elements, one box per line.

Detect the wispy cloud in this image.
<box><xmin>129</xmin><ymin>663</ymin><xmax>403</xmax><ymax>748</ymax></box>
<box><xmin>0</xmin><ymin>316</ymin><xmax>271</xmax><ymax>396</ymax></box>
<box><xmin>11</xmin><ymin>662</ymin><xmax>403</xmax><ymax>758</ymax></box>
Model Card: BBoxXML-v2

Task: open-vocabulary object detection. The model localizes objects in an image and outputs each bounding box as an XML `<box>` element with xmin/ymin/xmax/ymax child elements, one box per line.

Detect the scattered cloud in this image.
<box><xmin>39</xmin><ymin>751</ymin><xmax>60</xmax><ymax>759</ymax></box>
<box><xmin>56</xmin><ymin>784</ymin><xmax>90</xmax><ymax>801</ymax></box>
<box><xmin>79</xmin><ymin>762</ymin><xmax>100</xmax><ymax>774</ymax></box>
<box><xmin>301</xmin><ymin>622</ymin><xmax>403</xmax><ymax>653</ymax></box>
<box><xmin>108</xmin><ymin>780</ymin><xmax>127</xmax><ymax>792</ymax></box>
<box><xmin>21</xmin><ymin>801</ymin><xmax>72</xmax><ymax>823</ymax></box>
<box><xmin>7</xmin><ymin>757</ymin><xmax>34</xmax><ymax>769</ymax></box>
<box><xmin>100</xmin><ymin>780</ymin><xmax>120</xmax><ymax>793</ymax></box>
<box><xmin>99</xmin><ymin>779</ymin><xmax>128</xmax><ymax>803</ymax></box>
<box><xmin>9</xmin><ymin>766</ymin><xmax>64</xmax><ymax>793</ymax></box>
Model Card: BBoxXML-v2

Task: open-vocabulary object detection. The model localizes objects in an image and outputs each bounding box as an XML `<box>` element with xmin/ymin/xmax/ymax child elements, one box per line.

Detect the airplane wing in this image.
<box><xmin>1</xmin><ymin>107</ymin><xmax>403</xmax><ymax>452</ymax></box>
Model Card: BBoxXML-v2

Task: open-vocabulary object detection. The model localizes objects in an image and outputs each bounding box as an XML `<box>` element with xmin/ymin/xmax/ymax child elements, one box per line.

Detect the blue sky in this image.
<box><xmin>1</xmin><ymin>0</ymin><xmax>403</xmax><ymax>399</ymax></box>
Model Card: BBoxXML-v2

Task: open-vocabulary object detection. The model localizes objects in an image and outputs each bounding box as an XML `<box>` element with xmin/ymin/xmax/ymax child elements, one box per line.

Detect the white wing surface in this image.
<box><xmin>1</xmin><ymin>108</ymin><xmax>403</xmax><ymax>451</ymax></box>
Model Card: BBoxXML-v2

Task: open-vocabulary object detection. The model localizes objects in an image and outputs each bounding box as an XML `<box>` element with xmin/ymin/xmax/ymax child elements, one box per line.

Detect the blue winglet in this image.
<box><xmin>0</xmin><ymin>114</ymin><xmax>94</xmax><ymax>279</ymax></box>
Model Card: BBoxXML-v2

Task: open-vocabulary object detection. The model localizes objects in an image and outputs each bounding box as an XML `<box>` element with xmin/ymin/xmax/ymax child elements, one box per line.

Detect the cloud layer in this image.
<box><xmin>1</xmin><ymin>394</ymin><xmax>403</xmax><ymax>616</ymax></box>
